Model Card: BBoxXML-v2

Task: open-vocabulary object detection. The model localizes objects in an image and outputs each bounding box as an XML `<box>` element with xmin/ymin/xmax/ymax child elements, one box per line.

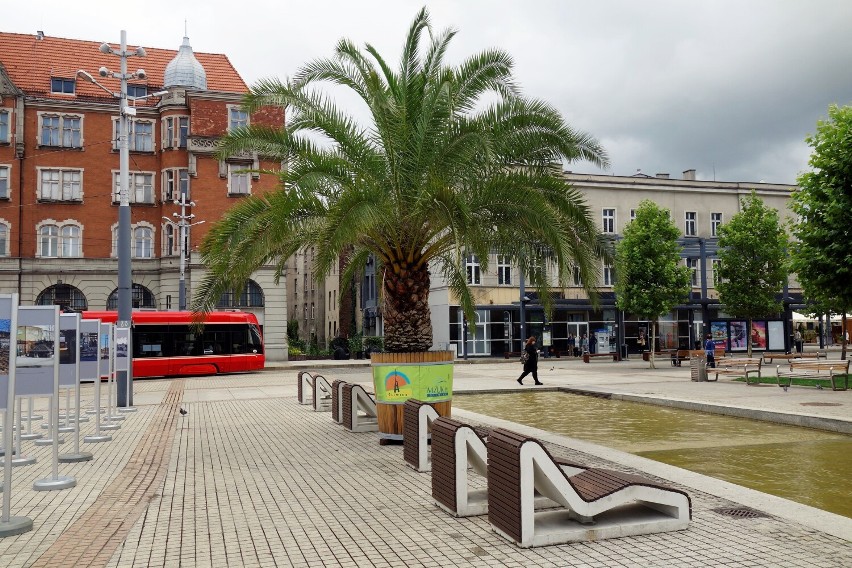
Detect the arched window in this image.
<box><xmin>40</xmin><ymin>224</ymin><xmax>59</xmax><ymax>257</ymax></box>
<box><xmin>107</xmin><ymin>283</ymin><xmax>156</xmax><ymax>309</ymax></box>
<box><xmin>36</xmin><ymin>284</ymin><xmax>88</xmax><ymax>311</ymax></box>
<box><xmin>216</xmin><ymin>279</ymin><xmax>264</xmax><ymax>308</ymax></box>
<box><xmin>39</xmin><ymin>221</ymin><xmax>82</xmax><ymax>258</ymax></box>
<box><xmin>162</xmin><ymin>223</ymin><xmax>177</xmax><ymax>256</ymax></box>
<box><xmin>134</xmin><ymin>226</ymin><xmax>153</xmax><ymax>258</ymax></box>
<box><xmin>61</xmin><ymin>225</ymin><xmax>81</xmax><ymax>257</ymax></box>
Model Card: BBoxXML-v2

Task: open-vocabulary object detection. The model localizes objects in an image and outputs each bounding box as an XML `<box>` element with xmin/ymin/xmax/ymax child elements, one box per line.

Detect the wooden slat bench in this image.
<box><xmin>403</xmin><ymin>399</ymin><xmax>439</xmax><ymax>472</ymax></box>
<box><xmin>582</xmin><ymin>352</ymin><xmax>619</xmax><ymax>363</ymax></box>
<box><xmin>312</xmin><ymin>374</ymin><xmax>333</xmax><ymax>412</ymax></box>
<box><xmin>763</xmin><ymin>351</ymin><xmax>827</xmax><ymax>363</ymax></box>
<box><xmin>486</xmin><ymin>427</ymin><xmax>691</xmax><ymax>547</ymax></box>
<box><xmin>713</xmin><ymin>357</ymin><xmax>763</xmax><ymax>384</ymax></box>
<box><xmin>431</xmin><ymin>417</ymin><xmax>490</xmax><ymax>517</ymax></box>
<box><xmin>671</xmin><ymin>349</ymin><xmax>725</xmax><ymax>366</ymax></box>
<box><xmin>776</xmin><ymin>359</ymin><xmax>850</xmax><ymax>391</ymax></box>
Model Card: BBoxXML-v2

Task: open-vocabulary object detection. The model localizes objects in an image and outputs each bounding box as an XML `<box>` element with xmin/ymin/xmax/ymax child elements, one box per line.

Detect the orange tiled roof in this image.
<box><xmin>0</xmin><ymin>31</ymin><xmax>247</xmax><ymax>100</ymax></box>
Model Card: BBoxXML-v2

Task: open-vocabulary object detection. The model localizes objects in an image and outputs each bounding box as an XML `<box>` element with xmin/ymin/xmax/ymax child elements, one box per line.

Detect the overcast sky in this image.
<box><xmin>8</xmin><ymin>1</ymin><xmax>852</xmax><ymax>184</ymax></box>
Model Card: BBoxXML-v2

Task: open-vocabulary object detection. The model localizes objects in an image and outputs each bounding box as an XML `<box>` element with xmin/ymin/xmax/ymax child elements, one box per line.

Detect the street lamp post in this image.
<box><xmin>165</xmin><ymin>193</ymin><xmax>204</xmax><ymax>310</ymax></box>
<box><xmin>78</xmin><ymin>30</ymin><xmax>150</xmax><ymax>407</ymax></box>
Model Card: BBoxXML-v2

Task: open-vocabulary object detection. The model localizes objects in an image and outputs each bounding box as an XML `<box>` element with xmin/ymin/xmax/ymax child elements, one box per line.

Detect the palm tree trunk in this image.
<box><xmin>382</xmin><ymin>263</ymin><xmax>433</xmax><ymax>352</ymax></box>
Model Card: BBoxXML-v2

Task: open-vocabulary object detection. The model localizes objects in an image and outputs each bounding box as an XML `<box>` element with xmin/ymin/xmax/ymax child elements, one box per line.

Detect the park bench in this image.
<box><xmin>582</xmin><ymin>352</ymin><xmax>619</xmax><ymax>363</ymax></box>
<box><xmin>402</xmin><ymin>399</ymin><xmax>440</xmax><ymax>472</ymax></box>
<box><xmin>486</xmin><ymin>427</ymin><xmax>691</xmax><ymax>546</ymax></box>
<box><xmin>331</xmin><ymin>379</ymin><xmax>347</xmax><ymax>423</ymax></box>
<box><xmin>763</xmin><ymin>351</ymin><xmax>826</xmax><ymax>364</ymax></box>
<box><xmin>297</xmin><ymin>370</ymin><xmax>316</xmax><ymax>405</ymax></box>
<box><xmin>312</xmin><ymin>374</ymin><xmax>333</xmax><ymax>412</ymax></box>
<box><xmin>341</xmin><ymin>383</ymin><xmax>378</xmax><ymax>432</ymax></box>
<box><xmin>713</xmin><ymin>357</ymin><xmax>763</xmax><ymax>384</ymax></box>
<box><xmin>671</xmin><ymin>348</ymin><xmax>725</xmax><ymax>367</ymax></box>
<box><xmin>776</xmin><ymin>359</ymin><xmax>850</xmax><ymax>391</ymax></box>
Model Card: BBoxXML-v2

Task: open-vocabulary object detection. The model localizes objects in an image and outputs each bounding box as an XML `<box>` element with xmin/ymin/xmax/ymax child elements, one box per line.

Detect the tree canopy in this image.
<box><xmin>790</xmin><ymin>104</ymin><xmax>852</xmax><ymax>357</ymax></box>
<box><xmin>191</xmin><ymin>7</ymin><xmax>610</xmax><ymax>352</ymax></box>
<box><xmin>716</xmin><ymin>192</ymin><xmax>787</xmax><ymax>357</ymax></box>
<box><xmin>614</xmin><ymin>200</ymin><xmax>691</xmax><ymax>367</ymax></box>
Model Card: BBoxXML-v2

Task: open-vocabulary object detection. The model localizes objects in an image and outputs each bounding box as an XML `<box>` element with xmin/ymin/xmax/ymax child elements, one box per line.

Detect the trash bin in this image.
<box><xmin>690</xmin><ymin>356</ymin><xmax>707</xmax><ymax>382</ymax></box>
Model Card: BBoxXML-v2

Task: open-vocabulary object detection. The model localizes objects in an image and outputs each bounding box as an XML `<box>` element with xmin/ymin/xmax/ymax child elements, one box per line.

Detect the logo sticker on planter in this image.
<box><xmin>372</xmin><ymin>363</ymin><xmax>453</xmax><ymax>403</ymax></box>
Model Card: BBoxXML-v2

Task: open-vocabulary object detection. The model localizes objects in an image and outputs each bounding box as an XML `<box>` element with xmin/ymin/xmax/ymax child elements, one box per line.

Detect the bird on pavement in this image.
<box><xmin>179</xmin><ymin>407</ymin><xmax>188</xmax><ymax>415</ymax></box>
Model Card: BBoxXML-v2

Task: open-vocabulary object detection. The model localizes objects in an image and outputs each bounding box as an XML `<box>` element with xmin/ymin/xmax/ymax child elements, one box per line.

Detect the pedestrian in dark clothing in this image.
<box><xmin>704</xmin><ymin>333</ymin><xmax>716</xmax><ymax>369</ymax></box>
<box><xmin>517</xmin><ymin>336</ymin><xmax>542</xmax><ymax>385</ymax></box>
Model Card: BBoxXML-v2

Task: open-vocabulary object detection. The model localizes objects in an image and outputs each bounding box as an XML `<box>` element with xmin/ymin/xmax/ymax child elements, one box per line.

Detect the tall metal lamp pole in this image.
<box><xmin>86</xmin><ymin>30</ymin><xmax>147</xmax><ymax>407</ymax></box>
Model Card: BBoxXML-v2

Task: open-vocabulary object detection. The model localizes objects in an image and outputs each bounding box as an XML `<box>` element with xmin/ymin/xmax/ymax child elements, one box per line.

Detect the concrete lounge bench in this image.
<box><xmin>312</xmin><ymin>374</ymin><xmax>333</xmax><ymax>412</ymax></box>
<box><xmin>430</xmin><ymin>417</ymin><xmax>578</xmax><ymax>518</ymax></box>
<box><xmin>331</xmin><ymin>379</ymin><xmax>348</xmax><ymax>424</ymax></box>
<box><xmin>486</xmin><ymin>427</ymin><xmax>691</xmax><ymax>547</ymax></box>
<box><xmin>431</xmin><ymin>417</ymin><xmax>491</xmax><ymax>517</ymax></box>
<box><xmin>776</xmin><ymin>359</ymin><xmax>850</xmax><ymax>391</ymax></box>
<box><xmin>403</xmin><ymin>399</ymin><xmax>440</xmax><ymax>472</ymax></box>
<box><xmin>341</xmin><ymin>383</ymin><xmax>379</xmax><ymax>432</ymax></box>
<box><xmin>297</xmin><ymin>370</ymin><xmax>316</xmax><ymax>405</ymax></box>
<box><xmin>713</xmin><ymin>357</ymin><xmax>763</xmax><ymax>384</ymax></box>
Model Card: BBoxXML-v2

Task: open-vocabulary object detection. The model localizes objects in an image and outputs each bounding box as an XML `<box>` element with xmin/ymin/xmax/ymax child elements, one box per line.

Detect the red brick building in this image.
<box><xmin>0</xmin><ymin>31</ymin><xmax>287</xmax><ymax>359</ymax></box>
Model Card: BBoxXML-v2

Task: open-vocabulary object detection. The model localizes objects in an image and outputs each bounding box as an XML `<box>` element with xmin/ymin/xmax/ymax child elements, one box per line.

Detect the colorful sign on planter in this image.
<box><xmin>371</xmin><ymin>362</ymin><xmax>453</xmax><ymax>404</ymax></box>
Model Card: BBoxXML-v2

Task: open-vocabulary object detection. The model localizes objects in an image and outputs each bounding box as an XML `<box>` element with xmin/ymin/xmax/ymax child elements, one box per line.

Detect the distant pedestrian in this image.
<box><xmin>517</xmin><ymin>336</ymin><xmax>542</xmax><ymax>386</ymax></box>
<box><xmin>794</xmin><ymin>330</ymin><xmax>803</xmax><ymax>354</ymax></box>
<box><xmin>579</xmin><ymin>333</ymin><xmax>589</xmax><ymax>354</ymax></box>
<box><xmin>704</xmin><ymin>333</ymin><xmax>716</xmax><ymax>368</ymax></box>
<box><xmin>567</xmin><ymin>333</ymin><xmax>576</xmax><ymax>357</ymax></box>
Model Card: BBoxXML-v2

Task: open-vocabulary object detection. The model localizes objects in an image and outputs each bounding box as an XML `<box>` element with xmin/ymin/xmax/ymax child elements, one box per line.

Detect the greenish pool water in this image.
<box><xmin>453</xmin><ymin>391</ymin><xmax>852</xmax><ymax>518</ymax></box>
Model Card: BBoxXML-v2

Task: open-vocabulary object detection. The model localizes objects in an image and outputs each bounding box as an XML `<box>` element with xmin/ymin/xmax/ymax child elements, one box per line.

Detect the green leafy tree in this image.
<box><xmin>790</xmin><ymin>105</ymin><xmax>852</xmax><ymax>359</ymax></box>
<box><xmin>716</xmin><ymin>192</ymin><xmax>787</xmax><ymax>357</ymax></box>
<box><xmin>191</xmin><ymin>8</ymin><xmax>609</xmax><ymax>353</ymax></box>
<box><xmin>614</xmin><ymin>200</ymin><xmax>691</xmax><ymax>368</ymax></box>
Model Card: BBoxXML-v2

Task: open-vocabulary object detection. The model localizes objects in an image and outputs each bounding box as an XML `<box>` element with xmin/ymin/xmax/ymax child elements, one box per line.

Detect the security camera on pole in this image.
<box><xmin>77</xmin><ymin>31</ymin><xmax>164</xmax><ymax>408</ymax></box>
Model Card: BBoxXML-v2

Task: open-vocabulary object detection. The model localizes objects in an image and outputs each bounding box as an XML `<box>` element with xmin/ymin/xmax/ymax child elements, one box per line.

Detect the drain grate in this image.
<box><xmin>712</xmin><ymin>507</ymin><xmax>770</xmax><ymax>519</ymax></box>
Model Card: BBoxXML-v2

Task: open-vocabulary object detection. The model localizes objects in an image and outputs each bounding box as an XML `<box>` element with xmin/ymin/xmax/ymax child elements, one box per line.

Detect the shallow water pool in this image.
<box><xmin>453</xmin><ymin>391</ymin><xmax>852</xmax><ymax>518</ymax></box>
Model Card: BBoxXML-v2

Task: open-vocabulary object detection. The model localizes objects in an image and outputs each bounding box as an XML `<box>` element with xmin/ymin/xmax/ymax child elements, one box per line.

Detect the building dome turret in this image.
<box><xmin>163</xmin><ymin>36</ymin><xmax>207</xmax><ymax>90</ymax></box>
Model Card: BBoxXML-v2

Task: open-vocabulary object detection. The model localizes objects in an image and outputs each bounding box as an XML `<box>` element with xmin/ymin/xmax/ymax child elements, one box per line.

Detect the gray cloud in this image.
<box><xmin>10</xmin><ymin>0</ymin><xmax>852</xmax><ymax>184</ymax></box>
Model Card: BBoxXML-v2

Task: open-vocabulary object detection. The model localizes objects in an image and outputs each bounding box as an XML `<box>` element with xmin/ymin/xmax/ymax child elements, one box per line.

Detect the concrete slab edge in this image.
<box><xmin>451</xmin><ymin>407</ymin><xmax>852</xmax><ymax>542</ymax></box>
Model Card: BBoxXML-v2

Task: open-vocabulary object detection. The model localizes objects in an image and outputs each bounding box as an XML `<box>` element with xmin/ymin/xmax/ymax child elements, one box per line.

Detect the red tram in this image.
<box><xmin>82</xmin><ymin>310</ymin><xmax>265</xmax><ymax>378</ymax></box>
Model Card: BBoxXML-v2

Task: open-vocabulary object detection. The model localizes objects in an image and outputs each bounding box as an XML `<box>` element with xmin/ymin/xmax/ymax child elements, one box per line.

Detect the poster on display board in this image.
<box><xmin>59</xmin><ymin>313</ymin><xmax>80</xmax><ymax>388</ymax></box>
<box><xmin>99</xmin><ymin>322</ymin><xmax>112</xmax><ymax>379</ymax></box>
<box><xmin>767</xmin><ymin>321</ymin><xmax>785</xmax><ymax>351</ymax></box>
<box><xmin>751</xmin><ymin>321</ymin><xmax>768</xmax><ymax>350</ymax></box>
<box><xmin>79</xmin><ymin>319</ymin><xmax>100</xmax><ymax>382</ymax></box>
<box><xmin>15</xmin><ymin>305</ymin><xmax>59</xmax><ymax>396</ymax></box>
<box><xmin>114</xmin><ymin>327</ymin><xmax>130</xmax><ymax>373</ymax></box>
<box><xmin>710</xmin><ymin>321</ymin><xmax>728</xmax><ymax>349</ymax></box>
<box><xmin>0</xmin><ymin>296</ymin><xmax>16</xmax><ymax>410</ymax></box>
<box><xmin>730</xmin><ymin>320</ymin><xmax>748</xmax><ymax>351</ymax></box>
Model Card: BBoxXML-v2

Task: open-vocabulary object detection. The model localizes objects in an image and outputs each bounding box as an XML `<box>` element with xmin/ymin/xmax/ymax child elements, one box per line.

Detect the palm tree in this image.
<box><xmin>192</xmin><ymin>7</ymin><xmax>610</xmax><ymax>353</ymax></box>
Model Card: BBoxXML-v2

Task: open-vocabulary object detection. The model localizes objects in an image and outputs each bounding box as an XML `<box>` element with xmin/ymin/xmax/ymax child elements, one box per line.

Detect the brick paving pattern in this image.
<box><xmin>0</xmin><ymin>364</ymin><xmax>850</xmax><ymax>567</ymax></box>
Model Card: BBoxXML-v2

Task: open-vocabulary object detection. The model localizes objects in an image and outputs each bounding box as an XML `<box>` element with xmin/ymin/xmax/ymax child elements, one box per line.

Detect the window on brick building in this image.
<box><xmin>164</xmin><ymin>168</ymin><xmax>189</xmax><ymax>201</ymax></box>
<box><xmin>0</xmin><ymin>222</ymin><xmax>8</xmax><ymax>256</ymax></box>
<box><xmin>162</xmin><ymin>116</ymin><xmax>189</xmax><ymax>149</ymax></box>
<box><xmin>134</xmin><ymin>226</ymin><xmax>154</xmax><ymax>258</ymax></box>
<box><xmin>38</xmin><ymin>168</ymin><xmax>82</xmax><ymax>202</ymax></box>
<box><xmin>216</xmin><ymin>280</ymin><xmax>265</xmax><ymax>308</ymax></box>
<box><xmin>113</xmin><ymin>172</ymin><xmax>154</xmax><ymax>204</ymax></box>
<box><xmin>229</xmin><ymin>106</ymin><xmax>249</xmax><ymax>131</ymax></box>
<box><xmin>113</xmin><ymin>118</ymin><xmax>154</xmax><ymax>152</ymax></box>
<box><xmin>38</xmin><ymin>222</ymin><xmax>82</xmax><ymax>258</ymax></box>
<box><xmin>0</xmin><ymin>165</ymin><xmax>9</xmax><ymax>199</ymax></box>
<box><xmin>40</xmin><ymin>114</ymin><xmax>82</xmax><ymax>148</ymax></box>
<box><xmin>107</xmin><ymin>284</ymin><xmax>156</xmax><ymax>309</ymax></box>
<box><xmin>0</xmin><ymin>110</ymin><xmax>9</xmax><ymax>143</ymax></box>
<box><xmin>228</xmin><ymin>163</ymin><xmax>251</xmax><ymax>195</ymax></box>
<box><xmin>162</xmin><ymin>223</ymin><xmax>178</xmax><ymax>256</ymax></box>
